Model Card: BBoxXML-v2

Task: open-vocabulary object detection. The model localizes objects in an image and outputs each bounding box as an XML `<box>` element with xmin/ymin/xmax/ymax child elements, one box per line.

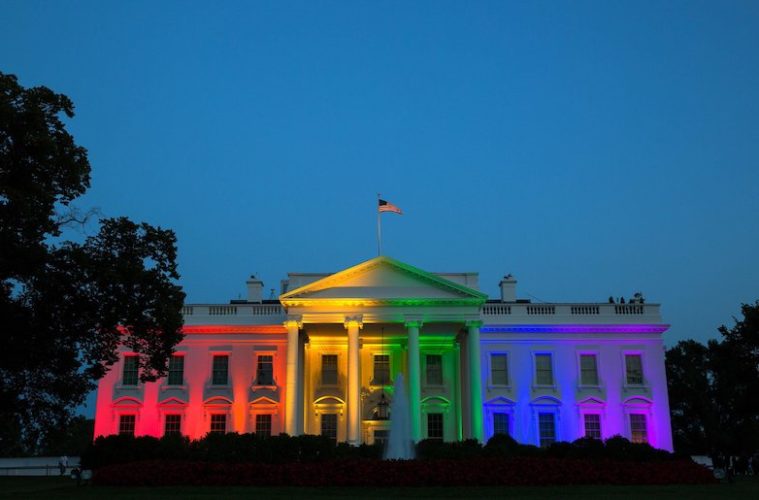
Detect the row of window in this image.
<box><xmin>122</xmin><ymin>352</ymin><xmax>645</xmax><ymax>389</ymax></box>
<box><xmin>122</xmin><ymin>354</ymin><xmax>274</xmax><ymax>387</ymax></box>
<box><xmin>493</xmin><ymin>412</ymin><xmax>648</xmax><ymax>447</ymax></box>
<box><xmin>118</xmin><ymin>413</ymin><xmax>273</xmax><ymax>437</ymax></box>
<box><xmin>488</xmin><ymin>352</ymin><xmax>644</xmax><ymax>387</ymax></box>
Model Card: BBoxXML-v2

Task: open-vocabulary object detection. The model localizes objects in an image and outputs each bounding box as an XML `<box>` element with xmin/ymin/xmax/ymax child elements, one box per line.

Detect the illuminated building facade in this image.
<box><xmin>93</xmin><ymin>256</ymin><xmax>673</xmax><ymax>450</ymax></box>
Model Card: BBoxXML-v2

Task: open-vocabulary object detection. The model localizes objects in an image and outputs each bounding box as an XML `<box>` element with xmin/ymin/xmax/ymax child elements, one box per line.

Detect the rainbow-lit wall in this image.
<box><xmin>94</xmin><ymin>256</ymin><xmax>673</xmax><ymax>451</ymax></box>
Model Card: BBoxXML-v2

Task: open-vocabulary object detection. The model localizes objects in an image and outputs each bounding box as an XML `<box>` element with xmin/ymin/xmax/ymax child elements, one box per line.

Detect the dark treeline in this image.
<box><xmin>666</xmin><ymin>301</ymin><xmax>759</xmax><ymax>457</ymax></box>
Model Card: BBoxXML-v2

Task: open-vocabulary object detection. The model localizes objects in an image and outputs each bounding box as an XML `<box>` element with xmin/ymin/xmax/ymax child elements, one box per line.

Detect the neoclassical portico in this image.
<box><xmin>279</xmin><ymin>256</ymin><xmax>487</xmax><ymax>444</ymax></box>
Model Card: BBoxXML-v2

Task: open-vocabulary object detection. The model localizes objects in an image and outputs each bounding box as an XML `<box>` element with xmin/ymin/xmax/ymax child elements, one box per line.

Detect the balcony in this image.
<box><xmin>481</xmin><ymin>302</ymin><xmax>662</xmax><ymax>324</ymax></box>
<box><xmin>182</xmin><ymin>303</ymin><xmax>286</xmax><ymax>326</ymax></box>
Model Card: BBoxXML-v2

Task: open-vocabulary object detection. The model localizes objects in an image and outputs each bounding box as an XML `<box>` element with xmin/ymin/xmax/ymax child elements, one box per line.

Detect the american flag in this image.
<box><xmin>378</xmin><ymin>199</ymin><xmax>402</xmax><ymax>215</ymax></box>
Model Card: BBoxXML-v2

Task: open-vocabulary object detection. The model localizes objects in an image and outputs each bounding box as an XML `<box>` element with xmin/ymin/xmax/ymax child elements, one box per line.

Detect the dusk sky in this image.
<box><xmin>3</xmin><ymin>0</ymin><xmax>758</xmax><ymax>396</ymax></box>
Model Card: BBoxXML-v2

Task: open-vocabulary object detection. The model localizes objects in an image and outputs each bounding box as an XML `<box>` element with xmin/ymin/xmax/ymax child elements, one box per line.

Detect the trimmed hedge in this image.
<box><xmin>82</xmin><ymin>433</ymin><xmax>681</xmax><ymax>469</ymax></box>
<box><xmin>93</xmin><ymin>457</ymin><xmax>716</xmax><ymax>487</ymax></box>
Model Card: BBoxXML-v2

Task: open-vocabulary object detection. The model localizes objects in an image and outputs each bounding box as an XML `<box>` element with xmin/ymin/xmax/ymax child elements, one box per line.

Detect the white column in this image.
<box><xmin>467</xmin><ymin>320</ymin><xmax>484</xmax><ymax>442</ymax></box>
<box><xmin>405</xmin><ymin>320</ymin><xmax>422</xmax><ymax>442</ymax></box>
<box><xmin>345</xmin><ymin>316</ymin><xmax>363</xmax><ymax>445</ymax></box>
<box><xmin>284</xmin><ymin>318</ymin><xmax>301</xmax><ymax>436</ymax></box>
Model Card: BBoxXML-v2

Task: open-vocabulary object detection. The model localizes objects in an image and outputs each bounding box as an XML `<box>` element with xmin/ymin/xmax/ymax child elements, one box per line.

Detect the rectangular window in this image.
<box><xmin>584</xmin><ymin>413</ymin><xmax>601</xmax><ymax>440</ymax></box>
<box><xmin>256</xmin><ymin>355</ymin><xmax>274</xmax><ymax>385</ymax></box>
<box><xmin>491</xmin><ymin>354</ymin><xmax>509</xmax><ymax>385</ymax></box>
<box><xmin>630</xmin><ymin>414</ymin><xmax>648</xmax><ymax>444</ymax></box>
<box><xmin>321</xmin><ymin>414</ymin><xmax>338</xmax><ymax>443</ymax></box>
<box><xmin>426</xmin><ymin>355</ymin><xmax>443</xmax><ymax>385</ymax></box>
<box><xmin>580</xmin><ymin>354</ymin><xmax>599</xmax><ymax>386</ymax></box>
<box><xmin>255</xmin><ymin>414</ymin><xmax>272</xmax><ymax>437</ymax></box>
<box><xmin>119</xmin><ymin>415</ymin><xmax>136</xmax><ymax>436</ymax></box>
<box><xmin>493</xmin><ymin>412</ymin><xmax>510</xmax><ymax>436</ymax></box>
<box><xmin>322</xmin><ymin>355</ymin><xmax>338</xmax><ymax>385</ymax></box>
<box><xmin>212</xmin><ymin>355</ymin><xmax>229</xmax><ymax>385</ymax></box>
<box><xmin>373</xmin><ymin>429</ymin><xmax>389</xmax><ymax>446</ymax></box>
<box><xmin>625</xmin><ymin>354</ymin><xmax>644</xmax><ymax>385</ymax></box>
<box><xmin>538</xmin><ymin>412</ymin><xmax>556</xmax><ymax>448</ymax></box>
<box><xmin>374</xmin><ymin>354</ymin><xmax>390</xmax><ymax>385</ymax></box>
<box><xmin>210</xmin><ymin>414</ymin><xmax>226</xmax><ymax>434</ymax></box>
<box><xmin>164</xmin><ymin>414</ymin><xmax>181</xmax><ymax>436</ymax></box>
<box><xmin>427</xmin><ymin>413</ymin><xmax>444</xmax><ymax>440</ymax></box>
<box><xmin>122</xmin><ymin>356</ymin><xmax>138</xmax><ymax>386</ymax></box>
<box><xmin>168</xmin><ymin>355</ymin><xmax>184</xmax><ymax>385</ymax></box>
<box><xmin>535</xmin><ymin>354</ymin><xmax>553</xmax><ymax>386</ymax></box>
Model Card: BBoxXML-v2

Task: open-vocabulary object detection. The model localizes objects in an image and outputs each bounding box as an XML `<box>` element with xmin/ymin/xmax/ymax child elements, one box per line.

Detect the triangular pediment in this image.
<box><xmin>280</xmin><ymin>256</ymin><xmax>486</xmax><ymax>307</ymax></box>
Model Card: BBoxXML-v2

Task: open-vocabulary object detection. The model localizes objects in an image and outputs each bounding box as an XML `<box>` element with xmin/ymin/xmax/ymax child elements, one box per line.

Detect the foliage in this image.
<box><xmin>0</xmin><ymin>71</ymin><xmax>185</xmax><ymax>454</ymax></box>
<box><xmin>92</xmin><ymin>457</ymin><xmax>715</xmax><ymax>487</ymax></box>
<box><xmin>39</xmin><ymin>416</ymin><xmax>94</xmax><ymax>456</ymax></box>
<box><xmin>82</xmin><ymin>432</ymin><xmax>676</xmax><ymax>470</ymax></box>
<box><xmin>666</xmin><ymin>301</ymin><xmax>759</xmax><ymax>456</ymax></box>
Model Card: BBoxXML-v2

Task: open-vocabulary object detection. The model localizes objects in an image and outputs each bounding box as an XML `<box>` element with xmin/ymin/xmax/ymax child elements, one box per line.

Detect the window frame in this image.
<box><xmin>583</xmin><ymin>413</ymin><xmax>602</xmax><ymax>440</ymax></box>
<box><xmin>578</xmin><ymin>352</ymin><xmax>600</xmax><ymax>387</ymax></box>
<box><xmin>254</xmin><ymin>353</ymin><xmax>275</xmax><ymax>386</ymax></box>
<box><xmin>629</xmin><ymin>413</ymin><xmax>648</xmax><ymax>444</ymax></box>
<box><xmin>372</xmin><ymin>353</ymin><xmax>391</xmax><ymax>386</ymax></box>
<box><xmin>209</xmin><ymin>413</ymin><xmax>227</xmax><ymax>434</ymax></box>
<box><xmin>122</xmin><ymin>355</ymin><xmax>139</xmax><ymax>386</ymax></box>
<box><xmin>118</xmin><ymin>414</ymin><xmax>137</xmax><ymax>436</ymax></box>
<box><xmin>211</xmin><ymin>354</ymin><xmax>229</xmax><ymax>386</ymax></box>
<box><xmin>537</xmin><ymin>412</ymin><xmax>557</xmax><ymax>448</ymax></box>
<box><xmin>426</xmin><ymin>412</ymin><xmax>444</xmax><ymax>441</ymax></box>
<box><xmin>320</xmin><ymin>413</ymin><xmax>338</xmax><ymax>443</ymax></box>
<box><xmin>489</xmin><ymin>352</ymin><xmax>509</xmax><ymax>387</ymax></box>
<box><xmin>624</xmin><ymin>352</ymin><xmax>645</xmax><ymax>387</ymax></box>
<box><xmin>320</xmin><ymin>353</ymin><xmax>339</xmax><ymax>386</ymax></box>
<box><xmin>164</xmin><ymin>414</ymin><xmax>182</xmax><ymax>436</ymax></box>
<box><xmin>533</xmin><ymin>352</ymin><xmax>555</xmax><ymax>387</ymax></box>
<box><xmin>425</xmin><ymin>354</ymin><xmax>443</xmax><ymax>386</ymax></box>
<box><xmin>255</xmin><ymin>413</ymin><xmax>272</xmax><ymax>437</ymax></box>
<box><xmin>167</xmin><ymin>354</ymin><xmax>185</xmax><ymax>386</ymax></box>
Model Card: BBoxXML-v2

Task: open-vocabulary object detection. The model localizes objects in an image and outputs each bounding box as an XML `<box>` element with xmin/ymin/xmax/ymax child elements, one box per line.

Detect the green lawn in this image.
<box><xmin>1</xmin><ymin>476</ymin><xmax>758</xmax><ymax>499</ymax></box>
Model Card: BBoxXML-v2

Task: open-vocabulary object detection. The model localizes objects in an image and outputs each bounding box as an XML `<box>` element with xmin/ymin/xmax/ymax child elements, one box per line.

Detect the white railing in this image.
<box><xmin>482</xmin><ymin>303</ymin><xmax>660</xmax><ymax>323</ymax></box>
<box><xmin>182</xmin><ymin>303</ymin><xmax>286</xmax><ymax>325</ymax></box>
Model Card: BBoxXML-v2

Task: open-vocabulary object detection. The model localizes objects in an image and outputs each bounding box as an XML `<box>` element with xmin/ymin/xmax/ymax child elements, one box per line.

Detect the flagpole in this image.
<box><xmin>377</xmin><ymin>193</ymin><xmax>382</xmax><ymax>256</ymax></box>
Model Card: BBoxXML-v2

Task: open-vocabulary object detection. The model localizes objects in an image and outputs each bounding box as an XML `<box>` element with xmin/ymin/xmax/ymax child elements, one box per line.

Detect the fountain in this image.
<box><xmin>384</xmin><ymin>373</ymin><xmax>415</xmax><ymax>459</ymax></box>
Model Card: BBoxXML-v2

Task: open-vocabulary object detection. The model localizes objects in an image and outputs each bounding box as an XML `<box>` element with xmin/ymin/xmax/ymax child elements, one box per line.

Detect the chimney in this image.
<box><xmin>499</xmin><ymin>274</ymin><xmax>517</xmax><ymax>302</ymax></box>
<box><xmin>246</xmin><ymin>275</ymin><xmax>264</xmax><ymax>303</ymax></box>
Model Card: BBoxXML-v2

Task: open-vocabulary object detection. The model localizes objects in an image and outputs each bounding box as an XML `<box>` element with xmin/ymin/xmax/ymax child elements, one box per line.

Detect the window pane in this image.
<box><xmin>625</xmin><ymin>355</ymin><xmax>644</xmax><ymax>385</ymax></box>
<box><xmin>535</xmin><ymin>354</ymin><xmax>553</xmax><ymax>385</ymax></box>
<box><xmin>164</xmin><ymin>414</ymin><xmax>181</xmax><ymax>435</ymax></box>
<box><xmin>119</xmin><ymin>415</ymin><xmax>136</xmax><ymax>436</ymax></box>
<box><xmin>491</xmin><ymin>354</ymin><xmax>509</xmax><ymax>385</ymax></box>
<box><xmin>538</xmin><ymin>412</ymin><xmax>555</xmax><ymax>447</ymax></box>
<box><xmin>255</xmin><ymin>414</ymin><xmax>272</xmax><ymax>437</ymax></box>
<box><xmin>630</xmin><ymin>414</ymin><xmax>648</xmax><ymax>444</ymax></box>
<box><xmin>374</xmin><ymin>355</ymin><xmax>390</xmax><ymax>385</ymax></box>
<box><xmin>122</xmin><ymin>356</ymin><xmax>138</xmax><ymax>386</ymax></box>
<box><xmin>493</xmin><ymin>412</ymin><xmax>510</xmax><ymax>436</ymax></box>
<box><xmin>212</xmin><ymin>355</ymin><xmax>229</xmax><ymax>385</ymax></box>
<box><xmin>426</xmin><ymin>355</ymin><xmax>443</xmax><ymax>385</ymax></box>
<box><xmin>257</xmin><ymin>355</ymin><xmax>274</xmax><ymax>385</ymax></box>
<box><xmin>427</xmin><ymin>413</ymin><xmax>443</xmax><ymax>440</ymax></box>
<box><xmin>210</xmin><ymin>414</ymin><xmax>226</xmax><ymax>434</ymax></box>
<box><xmin>584</xmin><ymin>414</ymin><xmax>601</xmax><ymax>439</ymax></box>
<box><xmin>321</xmin><ymin>414</ymin><xmax>338</xmax><ymax>443</ymax></box>
<box><xmin>168</xmin><ymin>355</ymin><xmax>184</xmax><ymax>385</ymax></box>
<box><xmin>580</xmin><ymin>354</ymin><xmax>598</xmax><ymax>386</ymax></box>
<box><xmin>373</xmin><ymin>429</ymin><xmax>389</xmax><ymax>446</ymax></box>
<box><xmin>322</xmin><ymin>355</ymin><xmax>338</xmax><ymax>385</ymax></box>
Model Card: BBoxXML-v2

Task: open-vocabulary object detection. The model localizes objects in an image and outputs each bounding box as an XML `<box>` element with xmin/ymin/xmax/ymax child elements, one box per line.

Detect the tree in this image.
<box><xmin>0</xmin><ymin>72</ymin><xmax>185</xmax><ymax>453</ymax></box>
<box><xmin>666</xmin><ymin>301</ymin><xmax>759</xmax><ymax>456</ymax></box>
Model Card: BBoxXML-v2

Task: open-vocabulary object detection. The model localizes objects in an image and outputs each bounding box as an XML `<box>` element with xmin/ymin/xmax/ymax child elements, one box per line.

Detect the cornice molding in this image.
<box><xmin>183</xmin><ymin>325</ymin><xmax>287</xmax><ymax>335</ymax></box>
<box><xmin>480</xmin><ymin>324</ymin><xmax>670</xmax><ymax>334</ymax></box>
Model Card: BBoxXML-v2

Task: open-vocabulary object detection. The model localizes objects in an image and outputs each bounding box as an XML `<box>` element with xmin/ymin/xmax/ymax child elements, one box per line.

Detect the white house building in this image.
<box><xmin>93</xmin><ymin>256</ymin><xmax>673</xmax><ymax>450</ymax></box>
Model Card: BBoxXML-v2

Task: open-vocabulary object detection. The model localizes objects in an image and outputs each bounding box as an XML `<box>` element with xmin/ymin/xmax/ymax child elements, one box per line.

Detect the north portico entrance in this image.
<box><xmin>279</xmin><ymin>256</ymin><xmax>487</xmax><ymax>444</ymax></box>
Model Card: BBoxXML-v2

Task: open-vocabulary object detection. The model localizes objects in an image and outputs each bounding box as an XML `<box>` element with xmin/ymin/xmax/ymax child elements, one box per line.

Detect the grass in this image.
<box><xmin>1</xmin><ymin>476</ymin><xmax>758</xmax><ymax>499</ymax></box>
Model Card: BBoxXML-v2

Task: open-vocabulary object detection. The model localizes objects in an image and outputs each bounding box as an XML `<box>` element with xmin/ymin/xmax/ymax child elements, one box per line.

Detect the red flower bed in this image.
<box><xmin>93</xmin><ymin>457</ymin><xmax>716</xmax><ymax>487</ymax></box>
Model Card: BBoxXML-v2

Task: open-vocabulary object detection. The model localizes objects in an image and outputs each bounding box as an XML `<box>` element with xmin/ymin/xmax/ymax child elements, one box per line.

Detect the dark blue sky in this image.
<box><xmin>3</xmin><ymin>1</ymin><xmax>758</xmax><ymax>349</ymax></box>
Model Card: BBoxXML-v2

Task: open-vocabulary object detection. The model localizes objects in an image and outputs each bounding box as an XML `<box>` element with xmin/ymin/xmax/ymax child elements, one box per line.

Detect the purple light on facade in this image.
<box><xmin>480</xmin><ymin>324</ymin><xmax>669</xmax><ymax>334</ymax></box>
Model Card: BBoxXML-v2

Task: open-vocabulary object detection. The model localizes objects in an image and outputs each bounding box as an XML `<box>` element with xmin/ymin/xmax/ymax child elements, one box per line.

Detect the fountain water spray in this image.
<box><xmin>384</xmin><ymin>373</ymin><xmax>415</xmax><ymax>459</ymax></box>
